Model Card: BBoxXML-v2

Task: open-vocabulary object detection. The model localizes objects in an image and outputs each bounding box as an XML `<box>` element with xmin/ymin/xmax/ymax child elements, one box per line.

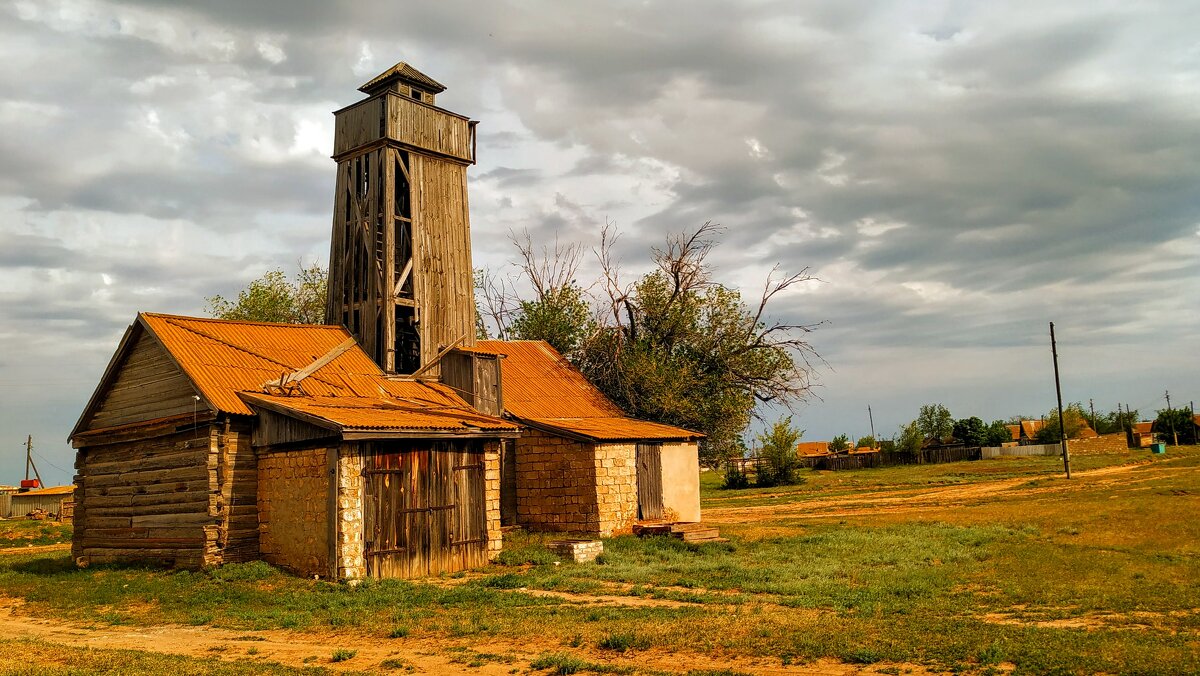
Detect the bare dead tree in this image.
<box><xmin>510</xmin><ymin>229</ymin><xmax>585</xmax><ymax>301</ymax></box>
<box><xmin>474</xmin><ymin>267</ymin><xmax>517</xmax><ymax>339</ymax></box>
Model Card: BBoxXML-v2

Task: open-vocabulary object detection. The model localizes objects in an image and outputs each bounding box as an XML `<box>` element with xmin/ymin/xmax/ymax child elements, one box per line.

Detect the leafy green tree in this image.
<box><xmin>1154</xmin><ymin>408</ymin><xmax>1196</xmax><ymax>445</ymax></box>
<box><xmin>896</xmin><ymin>421</ymin><xmax>923</xmax><ymax>454</ymax></box>
<box><xmin>829</xmin><ymin>434</ymin><xmax>850</xmax><ymax>453</ymax></box>
<box><xmin>574</xmin><ymin>223</ymin><xmax>820</xmax><ymax>468</ymax></box>
<box><xmin>983</xmin><ymin>420</ymin><xmax>1013</xmax><ymax>447</ymax></box>
<box><xmin>754</xmin><ymin>417</ymin><xmax>803</xmax><ymax>487</ymax></box>
<box><xmin>508</xmin><ymin>284</ymin><xmax>596</xmax><ymax>360</ymax></box>
<box><xmin>855</xmin><ymin>435</ymin><xmax>876</xmax><ymax>450</ymax></box>
<box><xmin>1095</xmin><ymin>408</ymin><xmax>1138</xmax><ymax>435</ymax></box>
<box><xmin>205</xmin><ymin>263</ymin><xmax>327</xmax><ymax>324</ymax></box>
<box><xmin>917</xmin><ymin>404</ymin><xmax>954</xmax><ymax>442</ymax></box>
<box><xmin>1035</xmin><ymin>403</ymin><xmax>1090</xmax><ymax>443</ymax></box>
<box><xmin>952</xmin><ymin>416</ymin><xmax>987</xmax><ymax>447</ymax></box>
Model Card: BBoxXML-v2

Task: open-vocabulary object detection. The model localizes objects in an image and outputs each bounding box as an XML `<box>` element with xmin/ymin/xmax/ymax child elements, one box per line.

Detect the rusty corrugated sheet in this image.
<box><xmin>139</xmin><ymin>313</ymin><xmax>515</xmax><ymax>434</ymax></box>
<box><xmin>524</xmin><ymin>417</ymin><xmax>701</xmax><ymax>441</ymax></box>
<box><xmin>477</xmin><ymin>339</ymin><xmax>701</xmax><ymax>441</ymax></box>
<box><xmin>244</xmin><ymin>393</ymin><xmax>519</xmax><ymax>432</ymax></box>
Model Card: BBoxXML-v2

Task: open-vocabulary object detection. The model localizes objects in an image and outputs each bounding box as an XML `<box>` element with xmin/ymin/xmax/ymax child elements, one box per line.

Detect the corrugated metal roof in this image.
<box><xmin>16</xmin><ymin>485</ymin><xmax>74</xmax><ymax>496</ymax></box>
<box><xmin>143</xmin><ymin>313</ymin><xmax>426</xmax><ymax>415</ymax></box>
<box><xmin>137</xmin><ymin>313</ymin><xmax>514</xmax><ymax>435</ymax></box>
<box><xmin>477</xmin><ymin>340</ymin><xmax>701</xmax><ymax>441</ymax></box>
<box><xmin>244</xmin><ymin>393</ymin><xmax>519</xmax><ymax>433</ymax></box>
<box><xmin>524</xmin><ymin>417</ymin><xmax>700</xmax><ymax>442</ymax></box>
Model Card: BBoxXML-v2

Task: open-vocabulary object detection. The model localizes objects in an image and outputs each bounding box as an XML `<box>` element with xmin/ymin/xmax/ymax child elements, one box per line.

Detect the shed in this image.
<box><xmin>471</xmin><ymin>340</ymin><xmax>703</xmax><ymax>536</ymax></box>
<box><xmin>70</xmin><ymin>313</ymin><xmax>518</xmax><ymax>579</ymax></box>
<box><xmin>7</xmin><ymin>485</ymin><xmax>74</xmax><ymax>519</ymax></box>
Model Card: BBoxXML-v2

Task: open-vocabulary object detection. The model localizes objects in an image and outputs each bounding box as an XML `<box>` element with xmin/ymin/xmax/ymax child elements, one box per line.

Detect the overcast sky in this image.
<box><xmin>2</xmin><ymin>1</ymin><xmax>1198</xmax><ymax>485</ymax></box>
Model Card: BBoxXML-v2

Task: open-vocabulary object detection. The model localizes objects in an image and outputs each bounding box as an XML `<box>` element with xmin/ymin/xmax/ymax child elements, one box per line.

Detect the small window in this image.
<box><xmin>410</xmin><ymin>88</ymin><xmax>424</xmax><ymax>101</ymax></box>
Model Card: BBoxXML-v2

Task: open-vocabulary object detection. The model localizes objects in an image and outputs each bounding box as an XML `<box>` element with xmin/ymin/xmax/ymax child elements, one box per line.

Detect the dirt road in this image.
<box><xmin>0</xmin><ymin>599</ymin><xmax>926</xmax><ymax>675</ymax></box>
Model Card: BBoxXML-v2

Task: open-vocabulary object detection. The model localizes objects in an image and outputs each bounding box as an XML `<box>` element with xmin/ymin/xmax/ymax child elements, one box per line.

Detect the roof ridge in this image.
<box><xmin>156</xmin><ymin>316</ymin><xmax>346</xmax><ymax>391</ymax></box>
<box><xmin>142</xmin><ymin>312</ymin><xmax>340</xmax><ymax>330</ymax></box>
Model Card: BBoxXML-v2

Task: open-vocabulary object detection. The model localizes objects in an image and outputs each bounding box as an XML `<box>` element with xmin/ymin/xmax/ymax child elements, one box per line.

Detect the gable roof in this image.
<box><xmin>1007</xmin><ymin>425</ymin><xmax>1021</xmax><ymax>441</ymax></box>
<box><xmin>74</xmin><ymin>313</ymin><xmax>516</xmax><ymax>440</ymax></box>
<box><xmin>359</xmin><ymin>62</ymin><xmax>447</xmax><ymax>94</ymax></box>
<box><xmin>1020</xmin><ymin>419</ymin><xmax>1044</xmax><ymax>438</ymax></box>
<box><xmin>796</xmin><ymin>441</ymin><xmax>830</xmax><ymax>456</ymax></box>
<box><xmin>476</xmin><ymin>340</ymin><xmax>702</xmax><ymax>442</ymax></box>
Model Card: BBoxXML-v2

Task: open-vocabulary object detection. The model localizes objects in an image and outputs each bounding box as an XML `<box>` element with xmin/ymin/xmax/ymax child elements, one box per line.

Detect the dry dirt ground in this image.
<box><xmin>0</xmin><ymin>598</ymin><xmax>937</xmax><ymax>675</ymax></box>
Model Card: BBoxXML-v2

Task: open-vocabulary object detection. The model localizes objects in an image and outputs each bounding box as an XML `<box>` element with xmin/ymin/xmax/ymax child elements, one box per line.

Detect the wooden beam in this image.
<box><xmin>261</xmin><ymin>337</ymin><xmax>358</xmax><ymax>391</ymax></box>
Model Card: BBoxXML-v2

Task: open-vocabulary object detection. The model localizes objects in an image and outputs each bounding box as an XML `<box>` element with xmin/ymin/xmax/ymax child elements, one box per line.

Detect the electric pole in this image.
<box><xmin>24</xmin><ymin>435</ymin><xmax>43</xmax><ymax>489</ymax></box>
<box><xmin>868</xmin><ymin>405</ymin><xmax>876</xmax><ymax>447</ymax></box>
<box><xmin>1050</xmin><ymin>323</ymin><xmax>1071</xmax><ymax>478</ymax></box>
<box><xmin>1089</xmin><ymin>398</ymin><xmax>1097</xmax><ymax>433</ymax></box>
<box><xmin>1166</xmin><ymin>390</ymin><xmax>1178</xmax><ymax>446</ymax></box>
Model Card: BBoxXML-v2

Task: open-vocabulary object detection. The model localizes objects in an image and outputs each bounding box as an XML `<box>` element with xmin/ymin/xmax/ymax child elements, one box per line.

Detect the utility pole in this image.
<box><xmin>24</xmin><ymin>435</ymin><xmax>43</xmax><ymax>489</ymax></box>
<box><xmin>1166</xmin><ymin>390</ymin><xmax>1178</xmax><ymax>446</ymax></box>
<box><xmin>1089</xmin><ymin>398</ymin><xmax>1097</xmax><ymax>433</ymax></box>
<box><xmin>1050</xmin><ymin>323</ymin><xmax>1071</xmax><ymax>478</ymax></box>
<box><xmin>868</xmin><ymin>405</ymin><xmax>876</xmax><ymax>447</ymax></box>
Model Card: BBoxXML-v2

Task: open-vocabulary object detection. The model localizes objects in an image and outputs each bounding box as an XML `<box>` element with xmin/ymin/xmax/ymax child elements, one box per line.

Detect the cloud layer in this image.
<box><xmin>2</xmin><ymin>1</ymin><xmax>1197</xmax><ymax>482</ymax></box>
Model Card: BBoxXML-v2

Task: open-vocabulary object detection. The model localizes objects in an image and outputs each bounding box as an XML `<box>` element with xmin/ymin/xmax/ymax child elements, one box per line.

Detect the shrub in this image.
<box><xmin>722</xmin><ymin>465</ymin><xmax>750</xmax><ymax>489</ymax></box>
<box><xmin>755</xmin><ymin>417</ymin><xmax>803</xmax><ymax>487</ymax></box>
<box><xmin>331</xmin><ymin>648</ymin><xmax>356</xmax><ymax>662</ymax></box>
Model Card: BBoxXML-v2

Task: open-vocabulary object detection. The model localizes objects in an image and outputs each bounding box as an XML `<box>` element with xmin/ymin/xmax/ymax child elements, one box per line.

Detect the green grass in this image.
<box><xmin>0</xmin><ymin>639</ymin><xmax>337</xmax><ymax>675</ymax></box>
<box><xmin>0</xmin><ymin>520</ymin><xmax>72</xmax><ymax>548</ymax></box>
<box><xmin>0</xmin><ymin>446</ymin><xmax>1197</xmax><ymax>674</ymax></box>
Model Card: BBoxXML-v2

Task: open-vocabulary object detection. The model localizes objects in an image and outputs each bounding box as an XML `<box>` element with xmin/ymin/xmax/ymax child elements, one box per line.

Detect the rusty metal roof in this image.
<box><xmin>135</xmin><ymin>313</ymin><xmax>514</xmax><ymax>435</ymax></box>
<box><xmin>477</xmin><ymin>339</ymin><xmax>701</xmax><ymax>442</ymax></box>
<box><xmin>243</xmin><ymin>393</ymin><xmax>519</xmax><ymax>434</ymax></box>
<box><xmin>15</xmin><ymin>485</ymin><xmax>74</xmax><ymax>496</ymax></box>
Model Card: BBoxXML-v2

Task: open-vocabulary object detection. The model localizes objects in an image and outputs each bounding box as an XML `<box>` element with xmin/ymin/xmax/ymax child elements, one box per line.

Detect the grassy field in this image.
<box><xmin>0</xmin><ymin>447</ymin><xmax>1196</xmax><ymax>674</ymax></box>
<box><xmin>0</xmin><ymin>520</ymin><xmax>71</xmax><ymax>549</ymax></box>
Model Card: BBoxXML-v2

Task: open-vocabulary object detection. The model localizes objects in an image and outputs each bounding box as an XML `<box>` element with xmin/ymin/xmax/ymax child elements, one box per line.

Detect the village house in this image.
<box><xmin>69</xmin><ymin>62</ymin><xmax>708</xmax><ymax>578</ymax></box>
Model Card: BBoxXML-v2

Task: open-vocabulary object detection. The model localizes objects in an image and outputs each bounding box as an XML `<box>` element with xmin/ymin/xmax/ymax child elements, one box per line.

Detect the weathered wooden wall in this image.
<box><xmin>410</xmin><ymin>153</ymin><xmax>475</xmax><ymax>369</ymax></box>
<box><xmin>73</xmin><ymin>418</ymin><xmax>257</xmax><ymax>569</ymax></box>
<box><xmin>73</xmin><ymin>427</ymin><xmax>218</xmax><ymax>568</ymax></box>
<box><xmin>85</xmin><ymin>329</ymin><xmax>197</xmax><ymax>431</ymax></box>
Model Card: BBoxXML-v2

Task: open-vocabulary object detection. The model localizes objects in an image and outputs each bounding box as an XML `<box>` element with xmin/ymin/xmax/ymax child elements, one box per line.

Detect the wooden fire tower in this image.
<box><xmin>326</xmin><ymin>62</ymin><xmax>478</xmax><ymax>374</ymax></box>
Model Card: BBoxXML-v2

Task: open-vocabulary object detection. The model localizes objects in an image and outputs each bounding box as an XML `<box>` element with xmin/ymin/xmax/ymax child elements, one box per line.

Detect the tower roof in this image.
<box><xmin>358</xmin><ymin>62</ymin><xmax>447</xmax><ymax>95</ymax></box>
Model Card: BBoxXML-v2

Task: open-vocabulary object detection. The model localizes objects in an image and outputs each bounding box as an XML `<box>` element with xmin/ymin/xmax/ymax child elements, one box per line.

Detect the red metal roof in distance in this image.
<box><xmin>475</xmin><ymin>340</ymin><xmax>701</xmax><ymax>442</ymax></box>
<box><xmin>135</xmin><ymin>313</ymin><xmax>516</xmax><ymax>434</ymax></box>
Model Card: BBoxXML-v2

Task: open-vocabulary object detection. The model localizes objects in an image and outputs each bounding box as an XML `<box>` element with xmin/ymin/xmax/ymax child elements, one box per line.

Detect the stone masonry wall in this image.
<box><xmin>515</xmin><ymin>429</ymin><xmax>602</xmax><ymax>533</ymax></box>
<box><xmin>1069</xmin><ymin>432</ymin><xmax>1130</xmax><ymax>455</ymax></box>
<box><xmin>483</xmin><ymin>440</ymin><xmax>503</xmax><ymax>559</ymax></box>
<box><xmin>257</xmin><ymin>446</ymin><xmax>330</xmax><ymax>577</ymax></box>
<box><xmin>335</xmin><ymin>443</ymin><xmax>366</xmax><ymax>580</ymax></box>
<box><xmin>594</xmin><ymin>442</ymin><xmax>638</xmax><ymax>536</ymax></box>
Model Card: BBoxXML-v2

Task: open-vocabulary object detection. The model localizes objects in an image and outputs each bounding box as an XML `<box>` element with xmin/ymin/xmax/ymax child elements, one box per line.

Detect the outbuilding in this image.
<box><xmin>70</xmin><ymin>313</ymin><xmax>518</xmax><ymax>579</ymax></box>
<box><xmin>470</xmin><ymin>340</ymin><xmax>703</xmax><ymax>536</ymax></box>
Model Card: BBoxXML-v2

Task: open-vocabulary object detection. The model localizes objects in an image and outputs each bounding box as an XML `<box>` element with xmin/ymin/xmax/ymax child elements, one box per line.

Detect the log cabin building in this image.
<box><xmin>70</xmin><ymin>61</ymin><xmax>703</xmax><ymax>579</ymax></box>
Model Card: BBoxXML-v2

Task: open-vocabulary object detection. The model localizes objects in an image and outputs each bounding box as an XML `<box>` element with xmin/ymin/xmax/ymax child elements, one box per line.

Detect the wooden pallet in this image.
<box><xmin>633</xmin><ymin>521</ymin><xmax>727</xmax><ymax>543</ymax></box>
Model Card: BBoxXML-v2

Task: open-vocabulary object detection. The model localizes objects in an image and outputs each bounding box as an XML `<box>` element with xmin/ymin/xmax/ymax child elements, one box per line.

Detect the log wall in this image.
<box><xmin>73</xmin><ymin>427</ymin><xmax>219</xmax><ymax>568</ymax></box>
<box><xmin>73</xmin><ymin>419</ymin><xmax>259</xmax><ymax>569</ymax></box>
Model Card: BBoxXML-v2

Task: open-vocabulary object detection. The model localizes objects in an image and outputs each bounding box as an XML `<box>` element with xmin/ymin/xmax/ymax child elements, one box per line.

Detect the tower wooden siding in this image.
<box><xmin>326</xmin><ymin>67</ymin><xmax>478</xmax><ymax>376</ymax></box>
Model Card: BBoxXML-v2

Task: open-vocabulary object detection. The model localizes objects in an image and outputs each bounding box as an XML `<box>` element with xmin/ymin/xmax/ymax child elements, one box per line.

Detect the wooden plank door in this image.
<box><xmin>636</xmin><ymin>443</ymin><xmax>664</xmax><ymax>521</ymax></box>
<box><xmin>364</xmin><ymin>441</ymin><xmax>487</xmax><ymax>578</ymax></box>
